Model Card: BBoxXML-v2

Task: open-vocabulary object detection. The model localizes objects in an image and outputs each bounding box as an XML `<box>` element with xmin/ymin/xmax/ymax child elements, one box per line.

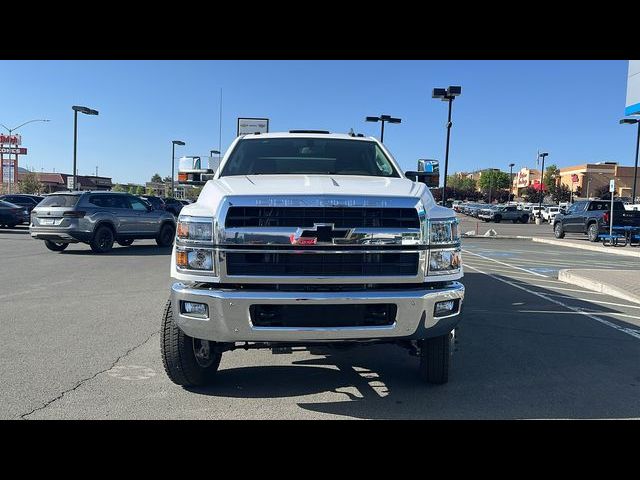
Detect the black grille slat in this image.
<box><xmin>250</xmin><ymin>304</ymin><xmax>397</xmax><ymax>328</ymax></box>
<box><xmin>225</xmin><ymin>207</ymin><xmax>420</xmax><ymax>229</ymax></box>
<box><xmin>226</xmin><ymin>252</ymin><xmax>419</xmax><ymax>276</ymax></box>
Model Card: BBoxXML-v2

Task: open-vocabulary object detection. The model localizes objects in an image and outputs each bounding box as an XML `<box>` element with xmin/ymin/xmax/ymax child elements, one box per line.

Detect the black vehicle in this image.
<box><xmin>0</xmin><ymin>200</ymin><xmax>29</xmax><ymax>228</ymax></box>
<box><xmin>0</xmin><ymin>194</ymin><xmax>44</xmax><ymax>218</ymax></box>
<box><xmin>553</xmin><ymin>200</ymin><xmax>640</xmax><ymax>242</ymax></box>
<box><xmin>139</xmin><ymin>195</ymin><xmax>166</xmax><ymax>211</ymax></box>
<box><xmin>161</xmin><ymin>197</ymin><xmax>184</xmax><ymax>216</ymax></box>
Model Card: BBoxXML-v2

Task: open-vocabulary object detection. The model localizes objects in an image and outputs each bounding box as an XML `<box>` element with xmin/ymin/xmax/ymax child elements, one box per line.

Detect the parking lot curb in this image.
<box><xmin>558</xmin><ymin>269</ymin><xmax>640</xmax><ymax>305</ymax></box>
<box><xmin>461</xmin><ymin>235</ymin><xmax>533</xmax><ymax>240</ymax></box>
<box><xmin>531</xmin><ymin>237</ymin><xmax>640</xmax><ymax>258</ymax></box>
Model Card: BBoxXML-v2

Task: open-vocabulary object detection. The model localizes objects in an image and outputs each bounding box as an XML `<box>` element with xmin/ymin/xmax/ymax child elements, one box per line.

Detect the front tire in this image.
<box><xmin>554</xmin><ymin>222</ymin><xmax>565</xmax><ymax>239</ymax></box>
<box><xmin>493</xmin><ymin>215</ymin><xmax>502</xmax><ymax>223</ymax></box>
<box><xmin>44</xmin><ymin>240</ymin><xmax>69</xmax><ymax>252</ymax></box>
<box><xmin>90</xmin><ymin>225</ymin><xmax>115</xmax><ymax>253</ymax></box>
<box><xmin>587</xmin><ymin>223</ymin><xmax>600</xmax><ymax>242</ymax></box>
<box><xmin>418</xmin><ymin>332</ymin><xmax>451</xmax><ymax>384</ymax></box>
<box><xmin>161</xmin><ymin>300</ymin><xmax>221</xmax><ymax>387</ymax></box>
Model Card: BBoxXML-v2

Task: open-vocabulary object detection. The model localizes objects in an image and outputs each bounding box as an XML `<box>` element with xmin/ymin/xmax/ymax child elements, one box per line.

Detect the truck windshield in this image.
<box><xmin>220</xmin><ymin>138</ymin><xmax>399</xmax><ymax>177</ymax></box>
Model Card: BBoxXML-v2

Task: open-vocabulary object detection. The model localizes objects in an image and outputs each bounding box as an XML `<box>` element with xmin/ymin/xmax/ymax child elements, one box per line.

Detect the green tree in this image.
<box><xmin>185</xmin><ymin>186</ymin><xmax>202</xmax><ymax>201</ymax></box>
<box><xmin>135</xmin><ymin>186</ymin><xmax>145</xmax><ymax>195</ymax></box>
<box><xmin>112</xmin><ymin>184</ymin><xmax>125</xmax><ymax>192</ymax></box>
<box><xmin>151</xmin><ymin>173</ymin><xmax>162</xmax><ymax>183</ymax></box>
<box><xmin>478</xmin><ymin>170</ymin><xmax>510</xmax><ymax>191</ymax></box>
<box><xmin>145</xmin><ymin>187</ymin><xmax>155</xmax><ymax>195</ymax></box>
<box><xmin>523</xmin><ymin>186</ymin><xmax>544</xmax><ymax>203</ymax></box>
<box><xmin>162</xmin><ymin>176</ymin><xmax>172</xmax><ymax>183</ymax></box>
<box><xmin>551</xmin><ymin>183</ymin><xmax>571</xmax><ymax>203</ymax></box>
<box><xmin>19</xmin><ymin>171</ymin><xmax>42</xmax><ymax>194</ymax></box>
<box><xmin>543</xmin><ymin>164</ymin><xmax>560</xmax><ymax>190</ymax></box>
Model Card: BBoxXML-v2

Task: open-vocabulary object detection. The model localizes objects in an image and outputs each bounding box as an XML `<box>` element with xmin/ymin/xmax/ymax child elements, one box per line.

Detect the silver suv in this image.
<box><xmin>30</xmin><ymin>191</ymin><xmax>176</xmax><ymax>253</ymax></box>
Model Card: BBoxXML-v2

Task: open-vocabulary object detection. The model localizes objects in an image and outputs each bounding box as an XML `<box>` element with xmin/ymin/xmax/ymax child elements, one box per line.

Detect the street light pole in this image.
<box><xmin>508</xmin><ymin>163</ymin><xmax>515</xmax><ymax>201</ymax></box>
<box><xmin>432</xmin><ymin>86</ymin><xmax>462</xmax><ymax>206</ymax></box>
<box><xmin>537</xmin><ymin>152</ymin><xmax>548</xmax><ymax>224</ymax></box>
<box><xmin>365</xmin><ymin>115</ymin><xmax>401</xmax><ymax>144</ymax></box>
<box><xmin>620</xmin><ymin>118</ymin><xmax>640</xmax><ymax>204</ymax></box>
<box><xmin>0</xmin><ymin>119</ymin><xmax>50</xmax><ymax>194</ymax></box>
<box><xmin>71</xmin><ymin>106</ymin><xmax>99</xmax><ymax>191</ymax></box>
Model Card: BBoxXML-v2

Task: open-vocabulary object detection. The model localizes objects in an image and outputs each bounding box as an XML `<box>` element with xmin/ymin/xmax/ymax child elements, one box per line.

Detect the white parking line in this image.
<box><xmin>524</xmin><ymin>285</ymin><xmax>606</xmax><ymax>295</ymax></box>
<box><xmin>465</xmin><ymin>263</ymin><xmax>640</xmax><ymax>340</ymax></box>
<box><xmin>518</xmin><ymin>310</ymin><xmax>640</xmax><ymax>321</ymax></box>
<box><xmin>462</xmin><ymin>250</ymin><xmax>549</xmax><ymax>277</ymax></box>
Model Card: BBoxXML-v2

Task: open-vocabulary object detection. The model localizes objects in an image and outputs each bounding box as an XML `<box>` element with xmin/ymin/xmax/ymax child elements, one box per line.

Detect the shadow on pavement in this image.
<box><xmin>61</xmin><ymin>244</ymin><xmax>172</xmax><ymax>256</ymax></box>
<box><xmin>185</xmin><ymin>272</ymin><xmax>640</xmax><ymax>419</ymax></box>
<box><xmin>0</xmin><ymin>226</ymin><xmax>29</xmax><ymax>234</ymax></box>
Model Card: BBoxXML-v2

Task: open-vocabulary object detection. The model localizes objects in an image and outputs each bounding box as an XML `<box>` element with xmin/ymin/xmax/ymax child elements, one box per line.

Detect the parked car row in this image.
<box><xmin>455</xmin><ymin>200</ymin><xmax>567</xmax><ymax>224</ymax></box>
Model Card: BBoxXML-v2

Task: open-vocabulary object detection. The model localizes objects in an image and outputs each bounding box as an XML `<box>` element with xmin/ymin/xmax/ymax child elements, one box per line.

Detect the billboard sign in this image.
<box><xmin>625</xmin><ymin>60</ymin><xmax>640</xmax><ymax>116</ymax></box>
<box><xmin>0</xmin><ymin>134</ymin><xmax>21</xmax><ymax>145</ymax></box>
<box><xmin>237</xmin><ymin>117</ymin><xmax>269</xmax><ymax>136</ymax></box>
<box><xmin>67</xmin><ymin>176</ymin><xmax>75</xmax><ymax>190</ymax></box>
<box><xmin>0</xmin><ymin>147</ymin><xmax>27</xmax><ymax>155</ymax></box>
<box><xmin>2</xmin><ymin>160</ymin><xmax>16</xmax><ymax>183</ymax></box>
<box><xmin>571</xmin><ymin>174</ymin><xmax>579</xmax><ymax>183</ymax></box>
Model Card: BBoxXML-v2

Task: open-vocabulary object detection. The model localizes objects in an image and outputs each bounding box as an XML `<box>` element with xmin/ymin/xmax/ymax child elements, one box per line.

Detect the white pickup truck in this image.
<box><xmin>161</xmin><ymin>131</ymin><xmax>464</xmax><ymax>387</ymax></box>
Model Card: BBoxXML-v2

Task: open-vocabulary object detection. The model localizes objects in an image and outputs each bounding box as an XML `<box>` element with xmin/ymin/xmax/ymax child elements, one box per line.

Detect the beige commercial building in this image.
<box><xmin>512</xmin><ymin>167</ymin><xmax>542</xmax><ymax>196</ymax></box>
<box><xmin>559</xmin><ymin>163</ymin><xmax>640</xmax><ymax>201</ymax></box>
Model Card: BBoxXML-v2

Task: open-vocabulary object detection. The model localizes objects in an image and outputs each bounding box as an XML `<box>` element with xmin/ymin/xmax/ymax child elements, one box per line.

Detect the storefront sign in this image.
<box><xmin>0</xmin><ymin>147</ymin><xmax>27</xmax><ymax>155</ymax></box>
<box><xmin>0</xmin><ymin>134</ymin><xmax>21</xmax><ymax>145</ymax></box>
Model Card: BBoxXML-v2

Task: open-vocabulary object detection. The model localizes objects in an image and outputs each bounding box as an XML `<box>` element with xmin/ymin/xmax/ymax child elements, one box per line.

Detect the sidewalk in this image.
<box><xmin>558</xmin><ymin>269</ymin><xmax>640</xmax><ymax>304</ymax></box>
<box><xmin>532</xmin><ymin>237</ymin><xmax>640</xmax><ymax>258</ymax></box>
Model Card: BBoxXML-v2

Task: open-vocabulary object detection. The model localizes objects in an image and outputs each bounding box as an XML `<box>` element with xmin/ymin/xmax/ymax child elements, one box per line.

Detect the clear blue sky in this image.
<box><xmin>0</xmin><ymin>60</ymin><xmax>635</xmax><ymax>185</ymax></box>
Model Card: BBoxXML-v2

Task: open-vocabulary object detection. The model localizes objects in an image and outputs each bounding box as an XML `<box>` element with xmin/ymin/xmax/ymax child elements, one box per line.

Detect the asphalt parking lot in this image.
<box><xmin>1</xmin><ymin>224</ymin><xmax>639</xmax><ymax>419</ymax></box>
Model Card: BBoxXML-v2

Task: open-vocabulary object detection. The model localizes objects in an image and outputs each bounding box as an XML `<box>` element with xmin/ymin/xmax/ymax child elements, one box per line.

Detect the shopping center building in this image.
<box><xmin>559</xmin><ymin>162</ymin><xmax>640</xmax><ymax>200</ymax></box>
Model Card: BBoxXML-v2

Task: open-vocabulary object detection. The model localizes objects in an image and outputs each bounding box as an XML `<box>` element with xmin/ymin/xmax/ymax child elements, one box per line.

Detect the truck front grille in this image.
<box><xmin>250</xmin><ymin>304</ymin><xmax>397</xmax><ymax>328</ymax></box>
<box><xmin>226</xmin><ymin>252</ymin><xmax>419</xmax><ymax>276</ymax></box>
<box><xmin>225</xmin><ymin>207</ymin><xmax>420</xmax><ymax>229</ymax></box>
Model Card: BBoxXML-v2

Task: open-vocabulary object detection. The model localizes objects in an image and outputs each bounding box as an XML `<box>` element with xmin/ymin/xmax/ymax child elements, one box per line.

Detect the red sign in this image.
<box><xmin>571</xmin><ymin>174</ymin><xmax>579</xmax><ymax>183</ymax></box>
<box><xmin>0</xmin><ymin>134</ymin><xmax>21</xmax><ymax>145</ymax></box>
<box><xmin>0</xmin><ymin>147</ymin><xmax>27</xmax><ymax>155</ymax></box>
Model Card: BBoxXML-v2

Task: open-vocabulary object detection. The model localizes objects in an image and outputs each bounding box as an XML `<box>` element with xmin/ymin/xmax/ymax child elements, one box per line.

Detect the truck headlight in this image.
<box><xmin>428</xmin><ymin>249</ymin><xmax>462</xmax><ymax>274</ymax></box>
<box><xmin>176</xmin><ymin>247</ymin><xmax>216</xmax><ymax>273</ymax></box>
<box><xmin>177</xmin><ymin>216</ymin><xmax>213</xmax><ymax>242</ymax></box>
<box><xmin>429</xmin><ymin>218</ymin><xmax>459</xmax><ymax>245</ymax></box>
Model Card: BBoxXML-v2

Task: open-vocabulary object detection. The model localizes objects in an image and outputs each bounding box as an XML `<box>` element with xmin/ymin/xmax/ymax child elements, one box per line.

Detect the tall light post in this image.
<box><xmin>0</xmin><ymin>119</ymin><xmax>49</xmax><ymax>193</ymax></box>
<box><xmin>171</xmin><ymin>140</ymin><xmax>185</xmax><ymax>197</ymax></box>
<box><xmin>365</xmin><ymin>114</ymin><xmax>401</xmax><ymax>143</ymax></box>
<box><xmin>537</xmin><ymin>152</ymin><xmax>549</xmax><ymax>224</ymax></box>
<box><xmin>72</xmin><ymin>106</ymin><xmax>99</xmax><ymax>191</ymax></box>
<box><xmin>433</xmin><ymin>86</ymin><xmax>462</xmax><ymax>206</ymax></box>
<box><xmin>620</xmin><ymin>118</ymin><xmax>640</xmax><ymax>203</ymax></box>
<box><xmin>508</xmin><ymin>163</ymin><xmax>515</xmax><ymax>201</ymax></box>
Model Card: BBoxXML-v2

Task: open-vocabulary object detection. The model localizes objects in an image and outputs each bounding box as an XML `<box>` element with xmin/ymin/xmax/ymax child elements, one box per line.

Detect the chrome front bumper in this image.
<box><xmin>171</xmin><ymin>281</ymin><xmax>465</xmax><ymax>343</ymax></box>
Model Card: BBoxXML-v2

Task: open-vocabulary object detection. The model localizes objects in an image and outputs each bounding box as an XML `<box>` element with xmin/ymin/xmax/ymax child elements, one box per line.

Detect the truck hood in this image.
<box><xmin>184</xmin><ymin>174</ymin><xmax>452</xmax><ymax>219</ymax></box>
<box><xmin>213</xmin><ymin>174</ymin><xmax>424</xmax><ymax>197</ymax></box>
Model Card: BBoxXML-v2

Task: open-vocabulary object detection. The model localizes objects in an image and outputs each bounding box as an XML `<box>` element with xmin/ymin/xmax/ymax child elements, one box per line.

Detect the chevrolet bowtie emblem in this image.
<box><xmin>289</xmin><ymin>223</ymin><xmax>352</xmax><ymax>245</ymax></box>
